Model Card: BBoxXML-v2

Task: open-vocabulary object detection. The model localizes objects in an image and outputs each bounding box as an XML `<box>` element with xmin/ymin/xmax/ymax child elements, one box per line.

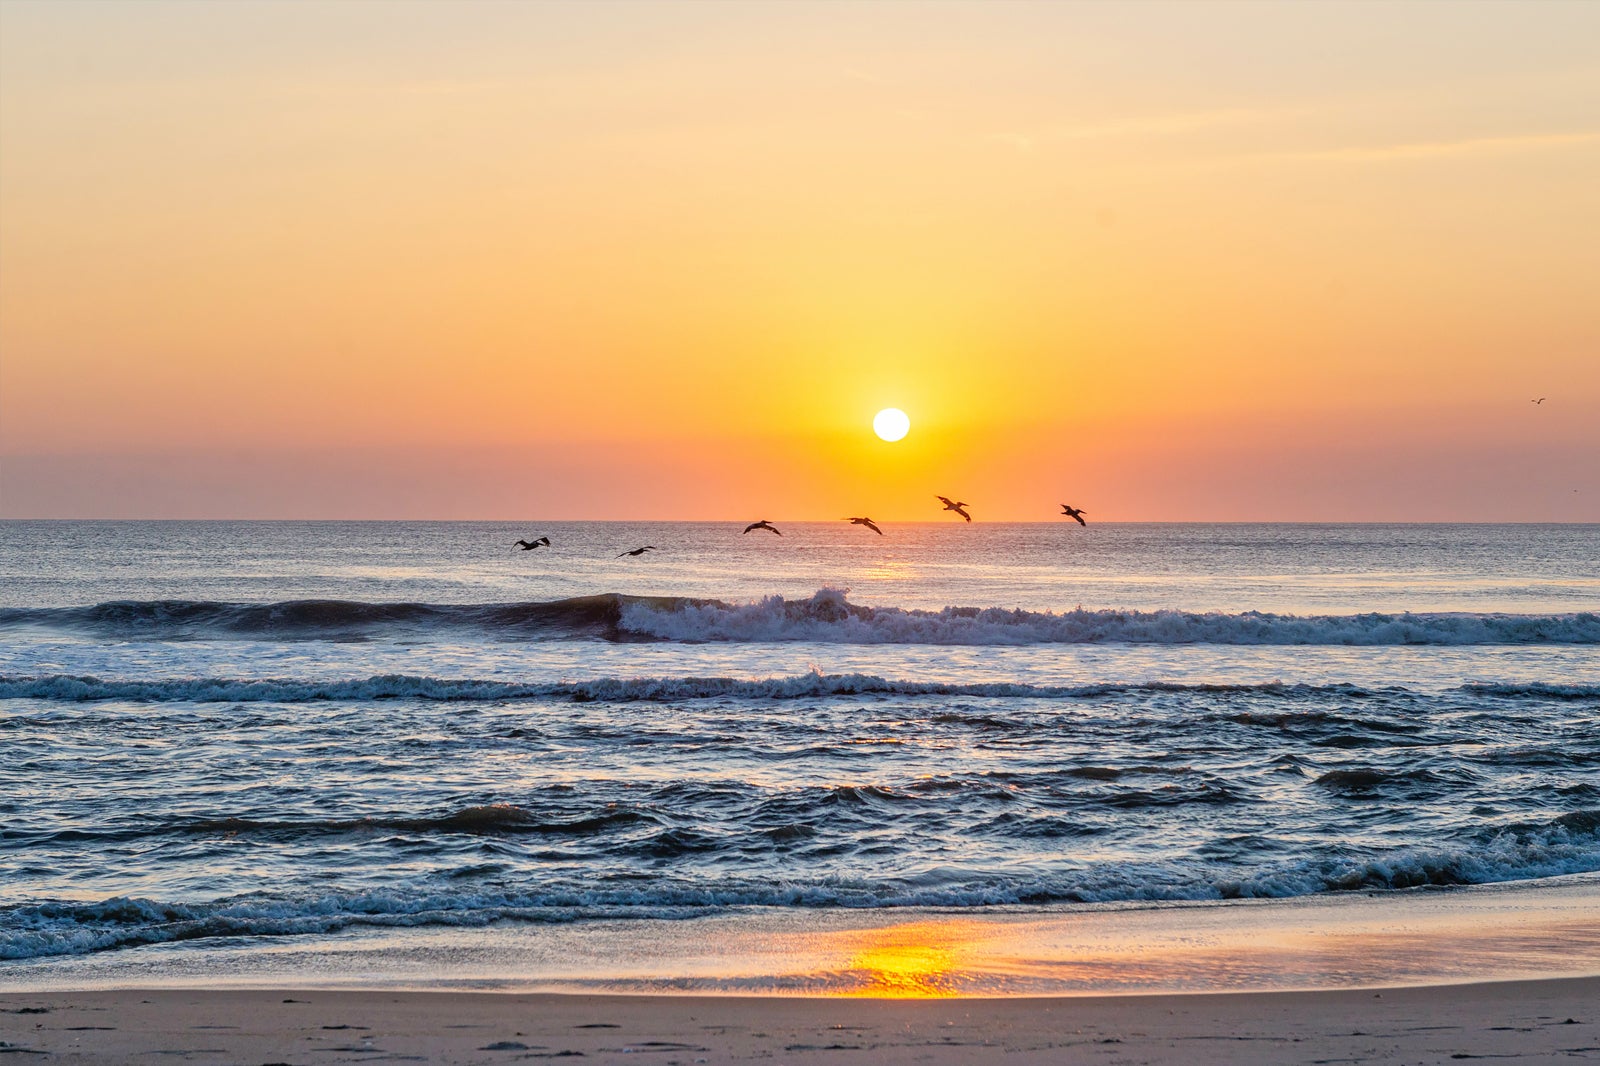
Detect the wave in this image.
<box><xmin>4</xmin><ymin>589</ymin><xmax>1597</xmax><ymax>645</ymax></box>
<box><xmin>0</xmin><ymin>595</ymin><xmax>644</xmax><ymax>641</ymax></box>
<box><xmin>1311</xmin><ymin>767</ymin><xmax>1459</xmax><ymax>793</ymax></box>
<box><xmin>2</xmin><ymin>671</ymin><xmax>1591</xmax><ymax>707</ymax></box>
<box><xmin>13</xmin><ymin>805</ymin><xmax>657</xmax><ymax>846</ymax></box>
<box><xmin>5</xmin><ymin>809</ymin><xmax>1597</xmax><ymax>961</ymax></box>
<box><xmin>618</xmin><ymin>590</ymin><xmax>1600</xmax><ymax>645</ymax></box>
<box><xmin>0</xmin><ymin>671</ymin><xmax>1396</xmax><ymax>705</ymax></box>
<box><xmin>1459</xmin><ymin>682</ymin><xmax>1600</xmax><ymax>700</ymax></box>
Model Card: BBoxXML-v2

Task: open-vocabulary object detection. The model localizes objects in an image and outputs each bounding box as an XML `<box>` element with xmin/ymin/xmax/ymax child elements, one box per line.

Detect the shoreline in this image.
<box><xmin>7</xmin><ymin>875</ymin><xmax>1599</xmax><ymax>998</ymax></box>
<box><xmin>3</xmin><ymin>978</ymin><xmax>1596</xmax><ymax>1064</ymax></box>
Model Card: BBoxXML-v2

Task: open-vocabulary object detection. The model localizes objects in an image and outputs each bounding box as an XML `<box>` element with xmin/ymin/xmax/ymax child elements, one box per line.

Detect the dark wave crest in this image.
<box><xmin>0</xmin><ymin>595</ymin><xmax>680</xmax><ymax>642</ymax></box>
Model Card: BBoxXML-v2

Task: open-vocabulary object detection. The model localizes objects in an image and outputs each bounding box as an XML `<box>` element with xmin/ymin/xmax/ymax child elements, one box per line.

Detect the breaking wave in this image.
<box><xmin>0</xmin><ymin>672</ymin><xmax>1403</xmax><ymax>704</ymax></box>
<box><xmin>3</xmin><ymin>589</ymin><xmax>1596</xmax><ymax>645</ymax></box>
<box><xmin>3</xmin><ymin>672</ymin><xmax>1593</xmax><ymax>706</ymax></box>
<box><xmin>4</xmin><ymin>808</ymin><xmax>1596</xmax><ymax>961</ymax></box>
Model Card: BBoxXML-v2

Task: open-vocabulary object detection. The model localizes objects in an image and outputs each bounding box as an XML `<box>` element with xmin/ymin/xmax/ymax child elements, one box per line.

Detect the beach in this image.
<box><xmin>5</xmin><ymin>979</ymin><xmax>1597</xmax><ymax>1064</ymax></box>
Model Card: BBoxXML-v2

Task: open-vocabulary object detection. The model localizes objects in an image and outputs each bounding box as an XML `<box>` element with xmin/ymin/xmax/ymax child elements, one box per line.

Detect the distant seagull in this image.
<box><xmin>1532</xmin><ymin>397</ymin><xmax>1546</xmax><ymax>404</ymax></box>
<box><xmin>617</xmin><ymin>546</ymin><xmax>658</xmax><ymax>558</ymax></box>
<box><xmin>846</xmin><ymin>517</ymin><xmax>883</xmax><ymax>535</ymax></box>
<box><xmin>513</xmin><ymin>536</ymin><xmax>551</xmax><ymax>550</ymax></box>
<box><xmin>936</xmin><ymin>495</ymin><xmax>972</xmax><ymax>522</ymax></box>
<box><xmin>1060</xmin><ymin>504</ymin><xmax>1088</xmax><ymax>526</ymax></box>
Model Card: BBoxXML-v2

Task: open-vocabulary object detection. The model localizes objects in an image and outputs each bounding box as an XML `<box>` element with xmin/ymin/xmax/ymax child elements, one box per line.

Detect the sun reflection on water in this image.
<box><xmin>860</xmin><ymin>559</ymin><xmax>918</xmax><ymax>583</ymax></box>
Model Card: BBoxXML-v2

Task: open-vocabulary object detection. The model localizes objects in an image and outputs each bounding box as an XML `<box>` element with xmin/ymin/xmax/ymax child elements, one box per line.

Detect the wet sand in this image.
<box><xmin>8</xmin><ymin>877</ymin><xmax>1600</xmax><ymax>997</ymax></box>
<box><xmin>6</xmin><ymin>882</ymin><xmax>1597</xmax><ymax>1062</ymax></box>
<box><xmin>3</xmin><ymin>978</ymin><xmax>1597</xmax><ymax>1064</ymax></box>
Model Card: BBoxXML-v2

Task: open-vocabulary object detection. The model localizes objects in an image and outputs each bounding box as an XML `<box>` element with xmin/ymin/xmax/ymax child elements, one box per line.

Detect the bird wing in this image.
<box><xmin>866</xmin><ymin>520</ymin><xmax>882</xmax><ymax>534</ymax></box>
<box><xmin>743</xmin><ymin>523</ymin><xmax>759</xmax><ymax>534</ymax></box>
<box><xmin>1074</xmin><ymin>514</ymin><xmax>1086</xmax><ymax>525</ymax></box>
<box><xmin>538</xmin><ymin>537</ymin><xmax>550</xmax><ymax>546</ymax></box>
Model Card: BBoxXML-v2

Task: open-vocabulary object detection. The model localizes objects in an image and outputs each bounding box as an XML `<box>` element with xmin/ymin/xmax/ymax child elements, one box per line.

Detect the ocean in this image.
<box><xmin>2</xmin><ymin>521</ymin><xmax>1597</xmax><ymax>992</ymax></box>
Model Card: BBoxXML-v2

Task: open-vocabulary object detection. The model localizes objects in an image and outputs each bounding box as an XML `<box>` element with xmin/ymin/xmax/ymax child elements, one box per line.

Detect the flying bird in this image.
<box><xmin>513</xmin><ymin>537</ymin><xmax>551</xmax><ymax>550</ymax></box>
<box><xmin>846</xmin><ymin>517</ymin><xmax>883</xmax><ymax>535</ymax></box>
<box><xmin>1060</xmin><ymin>505</ymin><xmax>1088</xmax><ymax>526</ymax></box>
<box><xmin>936</xmin><ymin>495</ymin><xmax>972</xmax><ymax>522</ymax></box>
<box><xmin>1532</xmin><ymin>397</ymin><xmax>1546</xmax><ymax>404</ymax></box>
<box><xmin>743</xmin><ymin>520</ymin><xmax>781</xmax><ymax>536</ymax></box>
<box><xmin>617</xmin><ymin>546</ymin><xmax>658</xmax><ymax>558</ymax></box>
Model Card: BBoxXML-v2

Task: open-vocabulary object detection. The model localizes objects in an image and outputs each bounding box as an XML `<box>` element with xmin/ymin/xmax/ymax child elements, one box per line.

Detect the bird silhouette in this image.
<box><xmin>513</xmin><ymin>536</ymin><xmax>551</xmax><ymax>550</ymax></box>
<box><xmin>936</xmin><ymin>495</ymin><xmax>972</xmax><ymax>522</ymax></box>
<box><xmin>1532</xmin><ymin>397</ymin><xmax>1546</xmax><ymax>404</ymax></box>
<box><xmin>617</xmin><ymin>546</ymin><xmax>658</xmax><ymax>558</ymax></box>
<box><xmin>1060</xmin><ymin>505</ymin><xmax>1088</xmax><ymax>526</ymax></box>
<box><xmin>743</xmin><ymin>520</ymin><xmax>781</xmax><ymax>536</ymax></box>
<box><xmin>846</xmin><ymin>517</ymin><xmax>883</xmax><ymax>535</ymax></box>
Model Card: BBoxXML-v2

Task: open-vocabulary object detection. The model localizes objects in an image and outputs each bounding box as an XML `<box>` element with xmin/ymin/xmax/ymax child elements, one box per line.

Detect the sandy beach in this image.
<box><xmin>3</xmin><ymin>978</ymin><xmax>1596</xmax><ymax>1064</ymax></box>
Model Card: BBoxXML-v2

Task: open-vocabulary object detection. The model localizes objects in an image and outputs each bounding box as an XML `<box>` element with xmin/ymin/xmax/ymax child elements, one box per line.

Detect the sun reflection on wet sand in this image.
<box><xmin>836</xmin><ymin>921</ymin><xmax>976</xmax><ymax>997</ymax></box>
<box><xmin>772</xmin><ymin>888</ymin><xmax>1600</xmax><ymax>998</ymax></box>
<box><xmin>12</xmin><ymin>884</ymin><xmax>1596</xmax><ymax>996</ymax></box>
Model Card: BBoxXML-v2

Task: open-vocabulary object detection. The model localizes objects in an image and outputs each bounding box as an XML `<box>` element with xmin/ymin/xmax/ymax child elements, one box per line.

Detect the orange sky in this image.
<box><xmin>1</xmin><ymin>1</ymin><xmax>1596</xmax><ymax>520</ymax></box>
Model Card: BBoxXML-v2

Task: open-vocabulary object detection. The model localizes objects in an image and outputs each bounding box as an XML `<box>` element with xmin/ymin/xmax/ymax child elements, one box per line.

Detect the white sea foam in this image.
<box><xmin>4</xmin><ymin>672</ymin><xmax>1595</xmax><ymax>705</ymax></box>
<box><xmin>0</xmin><ymin>672</ymin><xmax>1396</xmax><ymax>704</ymax></box>
<box><xmin>617</xmin><ymin>589</ymin><xmax>1600</xmax><ymax>645</ymax></box>
<box><xmin>4</xmin><ymin>812</ymin><xmax>1597</xmax><ymax>961</ymax></box>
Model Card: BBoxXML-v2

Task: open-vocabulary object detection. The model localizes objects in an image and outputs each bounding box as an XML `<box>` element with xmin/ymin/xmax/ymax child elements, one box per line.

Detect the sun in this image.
<box><xmin>873</xmin><ymin>408</ymin><xmax>910</xmax><ymax>442</ymax></box>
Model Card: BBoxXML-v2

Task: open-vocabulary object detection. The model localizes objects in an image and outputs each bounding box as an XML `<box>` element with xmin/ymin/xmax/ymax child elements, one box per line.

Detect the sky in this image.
<box><xmin>1</xmin><ymin>0</ymin><xmax>1596</xmax><ymax>521</ymax></box>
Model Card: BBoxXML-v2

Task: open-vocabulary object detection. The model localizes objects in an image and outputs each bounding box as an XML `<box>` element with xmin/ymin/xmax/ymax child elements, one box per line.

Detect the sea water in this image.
<box><xmin>1</xmin><ymin>521</ymin><xmax>1596</xmax><ymax>986</ymax></box>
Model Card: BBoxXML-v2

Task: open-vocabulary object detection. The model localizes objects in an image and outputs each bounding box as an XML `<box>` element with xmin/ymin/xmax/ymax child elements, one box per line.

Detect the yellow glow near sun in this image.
<box><xmin>873</xmin><ymin>408</ymin><xmax>910</xmax><ymax>442</ymax></box>
<box><xmin>836</xmin><ymin>920</ymin><xmax>980</xmax><ymax>997</ymax></box>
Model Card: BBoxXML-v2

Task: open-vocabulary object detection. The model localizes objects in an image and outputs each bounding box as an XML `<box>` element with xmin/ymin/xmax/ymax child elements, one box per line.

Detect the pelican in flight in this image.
<box><xmin>1532</xmin><ymin>397</ymin><xmax>1546</xmax><ymax>405</ymax></box>
<box><xmin>936</xmin><ymin>495</ymin><xmax>972</xmax><ymax>522</ymax></box>
<box><xmin>1060</xmin><ymin>504</ymin><xmax>1088</xmax><ymax>526</ymax></box>
<box><xmin>513</xmin><ymin>536</ymin><xmax>551</xmax><ymax>550</ymax></box>
<box><xmin>617</xmin><ymin>546</ymin><xmax>658</xmax><ymax>558</ymax></box>
<box><xmin>846</xmin><ymin>517</ymin><xmax>883</xmax><ymax>535</ymax></box>
<box><xmin>743</xmin><ymin>520</ymin><xmax>782</xmax><ymax>536</ymax></box>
